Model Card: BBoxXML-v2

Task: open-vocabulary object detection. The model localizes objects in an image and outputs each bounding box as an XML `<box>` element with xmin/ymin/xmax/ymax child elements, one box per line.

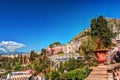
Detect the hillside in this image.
<box><xmin>106</xmin><ymin>18</ymin><xmax>120</xmax><ymax>34</ymax></box>
<box><xmin>71</xmin><ymin>28</ymin><xmax>90</xmax><ymax>42</ymax></box>
<box><xmin>71</xmin><ymin>18</ymin><xmax>120</xmax><ymax>43</ymax></box>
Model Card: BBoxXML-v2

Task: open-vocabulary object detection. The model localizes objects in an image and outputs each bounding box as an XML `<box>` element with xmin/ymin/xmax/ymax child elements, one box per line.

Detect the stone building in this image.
<box><xmin>46</xmin><ymin>45</ymin><xmax>65</xmax><ymax>55</ymax></box>
<box><xmin>46</xmin><ymin>40</ymin><xmax>81</xmax><ymax>56</ymax></box>
<box><xmin>65</xmin><ymin>40</ymin><xmax>81</xmax><ymax>54</ymax></box>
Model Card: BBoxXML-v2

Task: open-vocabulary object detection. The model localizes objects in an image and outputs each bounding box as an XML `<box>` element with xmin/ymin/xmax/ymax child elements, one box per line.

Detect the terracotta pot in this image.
<box><xmin>93</xmin><ymin>49</ymin><xmax>108</xmax><ymax>66</ymax></box>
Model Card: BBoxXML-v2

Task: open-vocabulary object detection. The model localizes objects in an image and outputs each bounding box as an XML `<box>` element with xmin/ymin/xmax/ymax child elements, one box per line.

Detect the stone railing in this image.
<box><xmin>107</xmin><ymin>63</ymin><xmax>120</xmax><ymax>80</ymax></box>
<box><xmin>85</xmin><ymin>63</ymin><xmax>120</xmax><ymax>80</ymax></box>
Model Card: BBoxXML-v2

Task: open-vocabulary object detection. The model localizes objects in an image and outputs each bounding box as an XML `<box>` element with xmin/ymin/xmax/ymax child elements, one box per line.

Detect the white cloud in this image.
<box><xmin>0</xmin><ymin>48</ymin><xmax>8</xmax><ymax>52</ymax></box>
<box><xmin>0</xmin><ymin>41</ymin><xmax>25</xmax><ymax>52</ymax></box>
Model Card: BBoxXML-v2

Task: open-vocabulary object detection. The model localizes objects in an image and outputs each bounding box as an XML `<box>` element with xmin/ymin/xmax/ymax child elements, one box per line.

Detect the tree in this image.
<box><xmin>29</xmin><ymin>57</ymin><xmax>50</xmax><ymax>75</ymax></box>
<box><xmin>91</xmin><ymin>15</ymin><xmax>114</xmax><ymax>48</ymax></box>
<box><xmin>62</xmin><ymin>58</ymin><xmax>80</xmax><ymax>72</ymax></box>
<box><xmin>13</xmin><ymin>62</ymin><xmax>22</xmax><ymax>71</ymax></box>
<box><xmin>30</xmin><ymin>50</ymin><xmax>35</xmax><ymax>61</ymax></box>
<box><xmin>79</xmin><ymin>36</ymin><xmax>98</xmax><ymax>67</ymax></box>
<box><xmin>61</xmin><ymin>73</ymin><xmax>68</xmax><ymax>80</ymax></box>
<box><xmin>40</xmin><ymin>48</ymin><xmax>46</xmax><ymax>56</ymax></box>
<box><xmin>24</xmin><ymin>55</ymin><xmax>26</xmax><ymax>64</ymax></box>
<box><xmin>33</xmin><ymin>58</ymin><xmax>42</xmax><ymax>72</ymax></box>
<box><xmin>58</xmin><ymin>61</ymin><xmax>64</xmax><ymax>73</ymax></box>
<box><xmin>49</xmin><ymin>70</ymin><xmax>60</xmax><ymax>80</ymax></box>
<box><xmin>20</xmin><ymin>54</ymin><xmax>22</xmax><ymax>64</ymax></box>
<box><xmin>58</xmin><ymin>51</ymin><xmax>64</xmax><ymax>55</ymax></box>
<box><xmin>66</xmin><ymin>58</ymin><xmax>77</xmax><ymax>71</ymax></box>
<box><xmin>67</xmin><ymin>67</ymin><xmax>90</xmax><ymax>80</ymax></box>
<box><xmin>49</xmin><ymin>42</ymin><xmax>61</xmax><ymax>48</ymax></box>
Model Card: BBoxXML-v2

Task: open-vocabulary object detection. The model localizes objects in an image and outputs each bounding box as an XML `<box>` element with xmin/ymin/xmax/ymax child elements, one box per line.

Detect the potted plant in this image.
<box><xmin>90</xmin><ymin>16</ymin><xmax>114</xmax><ymax>66</ymax></box>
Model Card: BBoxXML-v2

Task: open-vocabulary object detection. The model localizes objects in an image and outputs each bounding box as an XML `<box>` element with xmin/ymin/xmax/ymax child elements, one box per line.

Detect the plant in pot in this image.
<box><xmin>90</xmin><ymin>15</ymin><xmax>114</xmax><ymax>66</ymax></box>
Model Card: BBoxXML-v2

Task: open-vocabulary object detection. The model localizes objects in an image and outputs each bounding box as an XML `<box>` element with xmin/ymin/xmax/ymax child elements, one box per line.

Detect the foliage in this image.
<box><xmin>58</xmin><ymin>58</ymin><xmax>84</xmax><ymax>73</ymax></box>
<box><xmin>30</xmin><ymin>50</ymin><xmax>36</xmax><ymax>61</ymax></box>
<box><xmin>32</xmin><ymin>71</ymin><xmax>38</xmax><ymax>76</ymax></box>
<box><xmin>58</xmin><ymin>51</ymin><xmax>64</xmax><ymax>55</ymax></box>
<box><xmin>45</xmin><ymin>67</ymin><xmax>51</xmax><ymax>78</ymax></box>
<box><xmin>20</xmin><ymin>54</ymin><xmax>22</xmax><ymax>64</ymax></box>
<box><xmin>65</xmin><ymin>58</ymin><xmax>77</xmax><ymax>71</ymax></box>
<box><xmin>58</xmin><ymin>61</ymin><xmax>64</xmax><ymax>73</ymax></box>
<box><xmin>80</xmin><ymin>36</ymin><xmax>96</xmax><ymax>55</ymax></box>
<box><xmin>61</xmin><ymin>73</ymin><xmax>68</xmax><ymax>80</ymax></box>
<box><xmin>79</xmin><ymin>36</ymin><xmax>99</xmax><ymax>67</ymax></box>
<box><xmin>91</xmin><ymin>15</ymin><xmax>114</xmax><ymax>48</ymax></box>
<box><xmin>0</xmin><ymin>55</ymin><xmax>25</xmax><ymax>71</ymax></box>
<box><xmin>48</xmin><ymin>70</ymin><xmax>60</xmax><ymax>80</ymax></box>
<box><xmin>40</xmin><ymin>48</ymin><xmax>46</xmax><ymax>56</ymax></box>
<box><xmin>12</xmin><ymin>62</ymin><xmax>22</xmax><ymax>71</ymax></box>
<box><xmin>60</xmin><ymin>66</ymin><xmax>90</xmax><ymax>80</ymax></box>
<box><xmin>27</xmin><ymin>57</ymin><xmax>50</xmax><ymax>75</ymax></box>
<box><xmin>49</xmin><ymin>42</ymin><xmax>61</xmax><ymax>48</ymax></box>
<box><xmin>24</xmin><ymin>55</ymin><xmax>26</xmax><ymax>64</ymax></box>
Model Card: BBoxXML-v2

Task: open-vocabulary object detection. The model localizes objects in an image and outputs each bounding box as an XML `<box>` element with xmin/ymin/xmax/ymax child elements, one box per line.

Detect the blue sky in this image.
<box><xmin>0</xmin><ymin>0</ymin><xmax>120</xmax><ymax>53</ymax></box>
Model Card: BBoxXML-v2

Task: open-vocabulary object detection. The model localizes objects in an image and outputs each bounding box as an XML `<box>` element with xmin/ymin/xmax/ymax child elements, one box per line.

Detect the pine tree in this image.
<box><xmin>20</xmin><ymin>54</ymin><xmax>22</xmax><ymax>64</ymax></box>
<box><xmin>91</xmin><ymin>15</ymin><xmax>113</xmax><ymax>48</ymax></box>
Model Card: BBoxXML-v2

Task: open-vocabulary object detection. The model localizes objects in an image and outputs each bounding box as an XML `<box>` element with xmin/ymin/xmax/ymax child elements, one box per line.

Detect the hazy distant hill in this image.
<box><xmin>0</xmin><ymin>51</ymin><xmax>27</xmax><ymax>55</ymax></box>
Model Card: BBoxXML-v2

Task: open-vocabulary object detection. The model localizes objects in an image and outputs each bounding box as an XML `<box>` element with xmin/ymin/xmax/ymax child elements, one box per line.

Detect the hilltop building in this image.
<box><xmin>65</xmin><ymin>40</ymin><xmax>81</xmax><ymax>54</ymax></box>
<box><xmin>46</xmin><ymin>45</ymin><xmax>65</xmax><ymax>55</ymax></box>
<box><xmin>46</xmin><ymin>40</ymin><xmax>81</xmax><ymax>55</ymax></box>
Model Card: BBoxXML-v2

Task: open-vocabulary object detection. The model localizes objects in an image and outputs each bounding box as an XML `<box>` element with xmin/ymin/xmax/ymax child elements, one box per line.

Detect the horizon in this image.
<box><xmin>0</xmin><ymin>0</ymin><xmax>120</xmax><ymax>53</ymax></box>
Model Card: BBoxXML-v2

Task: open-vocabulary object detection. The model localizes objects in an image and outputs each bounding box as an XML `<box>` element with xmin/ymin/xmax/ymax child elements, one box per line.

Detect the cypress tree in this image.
<box><xmin>30</xmin><ymin>50</ymin><xmax>35</xmax><ymax>61</ymax></box>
